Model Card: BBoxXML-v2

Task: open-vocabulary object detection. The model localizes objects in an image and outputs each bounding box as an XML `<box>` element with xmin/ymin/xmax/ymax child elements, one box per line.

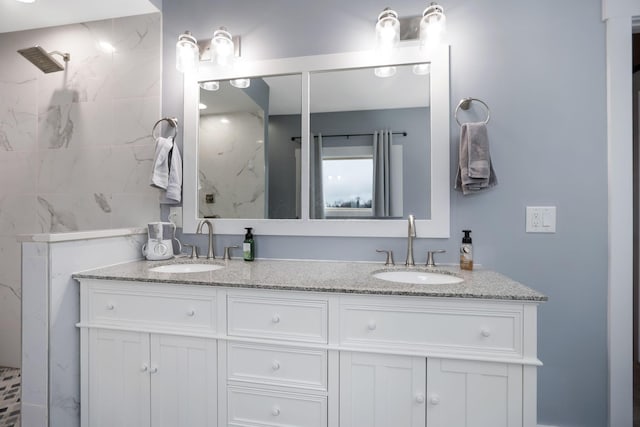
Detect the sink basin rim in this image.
<box><xmin>148</xmin><ymin>263</ymin><xmax>224</xmax><ymax>273</ymax></box>
<box><xmin>372</xmin><ymin>270</ymin><xmax>464</xmax><ymax>285</ymax></box>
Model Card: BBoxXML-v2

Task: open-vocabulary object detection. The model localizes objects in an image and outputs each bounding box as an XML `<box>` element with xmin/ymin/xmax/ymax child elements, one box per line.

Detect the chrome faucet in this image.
<box><xmin>196</xmin><ymin>219</ymin><xmax>215</xmax><ymax>259</ymax></box>
<box><xmin>405</xmin><ymin>214</ymin><xmax>416</xmax><ymax>266</ymax></box>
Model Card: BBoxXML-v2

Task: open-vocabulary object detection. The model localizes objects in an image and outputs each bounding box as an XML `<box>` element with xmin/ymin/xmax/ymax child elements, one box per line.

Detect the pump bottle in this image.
<box><xmin>460</xmin><ymin>230</ymin><xmax>473</xmax><ymax>271</ymax></box>
<box><xmin>243</xmin><ymin>227</ymin><xmax>255</xmax><ymax>261</ymax></box>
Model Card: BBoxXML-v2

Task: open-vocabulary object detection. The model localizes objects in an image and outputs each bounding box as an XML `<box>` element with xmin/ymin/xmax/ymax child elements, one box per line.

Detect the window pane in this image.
<box><xmin>322</xmin><ymin>158</ymin><xmax>373</xmax><ymax>209</ymax></box>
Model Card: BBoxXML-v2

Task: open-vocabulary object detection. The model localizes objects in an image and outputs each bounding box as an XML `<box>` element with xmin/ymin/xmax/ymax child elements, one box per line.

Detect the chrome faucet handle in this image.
<box><xmin>184</xmin><ymin>244</ymin><xmax>199</xmax><ymax>259</ymax></box>
<box><xmin>376</xmin><ymin>249</ymin><xmax>395</xmax><ymax>266</ymax></box>
<box><xmin>426</xmin><ymin>249</ymin><xmax>446</xmax><ymax>267</ymax></box>
<box><xmin>223</xmin><ymin>245</ymin><xmax>240</xmax><ymax>261</ymax></box>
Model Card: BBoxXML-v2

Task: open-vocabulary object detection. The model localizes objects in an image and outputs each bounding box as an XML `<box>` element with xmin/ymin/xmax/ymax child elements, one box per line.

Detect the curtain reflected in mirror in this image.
<box><xmin>310</xmin><ymin>65</ymin><xmax>431</xmax><ymax>220</ymax></box>
<box><xmin>309</xmin><ymin>133</ymin><xmax>325</xmax><ymax>219</ymax></box>
<box><xmin>198</xmin><ymin>74</ymin><xmax>302</xmax><ymax>219</ymax></box>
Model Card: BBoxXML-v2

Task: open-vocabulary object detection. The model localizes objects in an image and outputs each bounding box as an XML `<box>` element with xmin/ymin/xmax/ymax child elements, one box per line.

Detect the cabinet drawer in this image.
<box><xmin>87</xmin><ymin>285</ymin><xmax>216</xmax><ymax>333</ymax></box>
<box><xmin>228</xmin><ymin>386</ymin><xmax>327</xmax><ymax>427</ymax></box>
<box><xmin>228</xmin><ymin>295</ymin><xmax>328</xmax><ymax>343</ymax></box>
<box><xmin>228</xmin><ymin>342</ymin><xmax>327</xmax><ymax>391</ymax></box>
<box><xmin>340</xmin><ymin>301</ymin><xmax>522</xmax><ymax>357</ymax></box>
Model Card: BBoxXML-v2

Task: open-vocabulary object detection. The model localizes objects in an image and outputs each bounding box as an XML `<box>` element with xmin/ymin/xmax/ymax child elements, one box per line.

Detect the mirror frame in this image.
<box><xmin>183</xmin><ymin>45</ymin><xmax>450</xmax><ymax>238</ymax></box>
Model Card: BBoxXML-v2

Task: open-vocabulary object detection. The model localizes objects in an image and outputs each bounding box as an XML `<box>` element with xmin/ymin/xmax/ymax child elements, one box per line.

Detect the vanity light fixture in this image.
<box><xmin>374</xmin><ymin>66</ymin><xmax>397</xmax><ymax>78</ymax></box>
<box><xmin>176</xmin><ymin>31</ymin><xmax>199</xmax><ymax>73</ymax></box>
<box><xmin>211</xmin><ymin>27</ymin><xmax>234</xmax><ymax>66</ymax></box>
<box><xmin>420</xmin><ymin>3</ymin><xmax>446</xmax><ymax>49</ymax></box>
<box><xmin>199</xmin><ymin>81</ymin><xmax>220</xmax><ymax>91</ymax></box>
<box><xmin>176</xmin><ymin>28</ymin><xmax>242</xmax><ymax>73</ymax></box>
<box><xmin>412</xmin><ymin>62</ymin><xmax>431</xmax><ymax>75</ymax></box>
<box><xmin>230</xmin><ymin>78</ymin><xmax>250</xmax><ymax>89</ymax></box>
<box><xmin>375</xmin><ymin>8</ymin><xmax>400</xmax><ymax>52</ymax></box>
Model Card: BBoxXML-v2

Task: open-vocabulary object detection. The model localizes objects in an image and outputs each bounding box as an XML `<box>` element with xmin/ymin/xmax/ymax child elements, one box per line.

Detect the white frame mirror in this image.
<box><xmin>183</xmin><ymin>45</ymin><xmax>450</xmax><ymax>238</ymax></box>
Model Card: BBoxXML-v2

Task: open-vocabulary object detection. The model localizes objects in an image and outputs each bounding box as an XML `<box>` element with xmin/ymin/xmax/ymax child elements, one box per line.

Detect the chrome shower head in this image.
<box><xmin>17</xmin><ymin>46</ymin><xmax>70</xmax><ymax>73</ymax></box>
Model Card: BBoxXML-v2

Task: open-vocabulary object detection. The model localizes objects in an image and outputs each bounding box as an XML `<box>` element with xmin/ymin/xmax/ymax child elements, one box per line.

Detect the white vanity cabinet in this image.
<box><xmin>337</xmin><ymin>296</ymin><xmax>534</xmax><ymax>427</ymax></box>
<box><xmin>339</xmin><ymin>352</ymin><xmax>426</xmax><ymax>427</ymax></box>
<box><xmin>225</xmin><ymin>293</ymin><xmax>330</xmax><ymax>427</ymax></box>
<box><xmin>78</xmin><ymin>278</ymin><xmax>540</xmax><ymax>427</ymax></box>
<box><xmin>79</xmin><ymin>280</ymin><xmax>219</xmax><ymax>427</ymax></box>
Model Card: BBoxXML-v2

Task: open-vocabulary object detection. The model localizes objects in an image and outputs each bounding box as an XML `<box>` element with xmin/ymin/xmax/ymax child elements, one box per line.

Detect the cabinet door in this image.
<box><xmin>340</xmin><ymin>352</ymin><xmax>426</xmax><ymax>427</ymax></box>
<box><xmin>150</xmin><ymin>334</ymin><xmax>218</xmax><ymax>427</ymax></box>
<box><xmin>88</xmin><ymin>329</ymin><xmax>151</xmax><ymax>427</ymax></box>
<box><xmin>427</xmin><ymin>358</ymin><xmax>523</xmax><ymax>427</ymax></box>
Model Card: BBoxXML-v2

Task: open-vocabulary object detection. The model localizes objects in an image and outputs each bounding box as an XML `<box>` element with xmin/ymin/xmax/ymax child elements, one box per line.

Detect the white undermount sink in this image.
<box><xmin>149</xmin><ymin>263</ymin><xmax>224</xmax><ymax>273</ymax></box>
<box><xmin>373</xmin><ymin>270</ymin><xmax>463</xmax><ymax>285</ymax></box>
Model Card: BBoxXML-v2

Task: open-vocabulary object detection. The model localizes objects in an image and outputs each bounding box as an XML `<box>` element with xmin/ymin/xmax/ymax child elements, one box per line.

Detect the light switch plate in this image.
<box><xmin>169</xmin><ymin>207</ymin><xmax>183</xmax><ymax>228</ymax></box>
<box><xmin>526</xmin><ymin>206</ymin><xmax>556</xmax><ymax>233</ymax></box>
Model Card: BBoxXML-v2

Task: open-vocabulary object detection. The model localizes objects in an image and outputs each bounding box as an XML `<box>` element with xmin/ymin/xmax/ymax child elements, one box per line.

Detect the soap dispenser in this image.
<box><xmin>243</xmin><ymin>227</ymin><xmax>255</xmax><ymax>261</ymax></box>
<box><xmin>460</xmin><ymin>230</ymin><xmax>473</xmax><ymax>271</ymax></box>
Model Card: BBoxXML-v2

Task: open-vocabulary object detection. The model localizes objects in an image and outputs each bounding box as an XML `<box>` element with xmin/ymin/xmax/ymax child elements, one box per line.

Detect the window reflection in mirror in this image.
<box><xmin>198</xmin><ymin>74</ymin><xmax>302</xmax><ymax>219</ymax></box>
<box><xmin>309</xmin><ymin>64</ymin><xmax>431</xmax><ymax>220</ymax></box>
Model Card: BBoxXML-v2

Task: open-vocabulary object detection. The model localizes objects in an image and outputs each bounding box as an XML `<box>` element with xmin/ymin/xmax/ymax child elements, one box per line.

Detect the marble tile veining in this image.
<box><xmin>74</xmin><ymin>258</ymin><xmax>548</xmax><ymax>302</ymax></box>
<box><xmin>0</xmin><ymin>367</ymin><xmax>21</xmax><ymax>427</ymax></box>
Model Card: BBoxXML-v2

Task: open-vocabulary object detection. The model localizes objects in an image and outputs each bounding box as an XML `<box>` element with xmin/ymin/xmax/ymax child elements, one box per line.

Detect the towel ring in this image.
<box><xmin>152</xmin><ymin>117</ymin><xmax>179</xmax><ymax>140</ymax></box>
<box><xmin>454</xmin><ymin>97</ymin><xmax>490</xmax><ymax>126</ymax></box>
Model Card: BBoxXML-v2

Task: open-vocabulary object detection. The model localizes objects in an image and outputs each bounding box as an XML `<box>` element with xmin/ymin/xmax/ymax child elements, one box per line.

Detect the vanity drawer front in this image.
<box><xmin>87</xmin><ymin>285</ymin><xmax>216</xmax><ymax>332</ymax></box>
<box><xmin>228</xmin><ymin>386</ymin><xmax>327</xmax><ymax>427</ymax></box>
<box><xmin>340</xmin><ymin>301</ymin><xmax>522</xmax><ymax>356</ymax></box>
<box><xmin>228</xmin><ymin>342</ymin><xmax>327</xmax><ymax>391</ymax></box>
<box><xmin>227</xmin><ymin>295</ymin><xmax>328</xmax><ymax>343</ymax></box>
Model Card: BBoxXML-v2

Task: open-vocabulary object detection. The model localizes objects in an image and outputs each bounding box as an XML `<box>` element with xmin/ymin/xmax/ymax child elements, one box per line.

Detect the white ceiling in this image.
<box><xmin>0</xmin><ymin>0</ymin><xmax>159</xmax><ymax>34</ymax></box>
<box><xmin>200</xmin><ymin>65</ymin><xmax>430</xmax><ymax>117</ymax></box>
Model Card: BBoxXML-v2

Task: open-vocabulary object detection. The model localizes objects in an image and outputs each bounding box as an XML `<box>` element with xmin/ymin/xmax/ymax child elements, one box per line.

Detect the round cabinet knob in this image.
<box><xmin>141</xmin><ymin>364</ymin><xmax>149</xmax><ymax>372</ymax></box>
<box><xmin>149</xmin><ymin>367</ymin><xmax>158</xmax><ymax>374</ymax></box>
<box><xmin>187</xmin><ymin>309</ymin><xmax>196</xmax><ymax>317</ymax></box>
<box><xmin>429</xmin><ymin>395</ymin><xmax>441</xmax><ymax>405</ymax></box>
<box><xmin>271</xmin><ymin>407</ymin><xmax>281</xmax><ymax>416</ymax></box>
<box><xmin>415</xmin><ymin>393</ymin><xmax>425</xmax><ymax>404</ymax></box>
<box><xmin>367</xmin><ymin>320</ymin><xmax>377</xmax><ymax>331</ymax></box>
<box><xmin>272</xmin><ymin>361</ymin><xmax>281</xmax><ymax>371</ymax></box>
<box><xmin>106</xmin><ymin>303</ymin><xmax>115</xmax><ymax>310</ymax></box>
<box><xmin>480</xmin><ymin>328</ymin><xmax>491</xmax><ymax>337</ymax></box>
<box><xmin>272</xmin><ymin>314</ymin><xmax>281</xmax><ymax>324</ymax></box>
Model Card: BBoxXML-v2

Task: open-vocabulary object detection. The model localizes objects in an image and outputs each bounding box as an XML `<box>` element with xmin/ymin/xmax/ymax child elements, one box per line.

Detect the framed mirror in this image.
<box><xmin>183</xmin><ymin>45</ymin><xmax>450</xmax><ymax>237</ymax></box>
<box><xmin>198</xmin><ymin>74</ymin><xmax>302</xmax><ymax>219</ymax></box>
<box><xmin>308</xmin><ymin>65</ymin><xmax>430</xmax><ymax>220</ymax></box>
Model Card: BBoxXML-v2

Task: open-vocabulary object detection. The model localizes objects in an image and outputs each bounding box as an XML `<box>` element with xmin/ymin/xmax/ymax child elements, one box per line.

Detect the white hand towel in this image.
<box><xmin>150</xmin><ymin>137</ymin><xmax>173</xmax><ymax>189</ymax></box>
<box><xmin>162</xmin><ymin>142</ymin><xmax>182</xmax><ymax>204</ymax></box>
<box><xmin>455</xmin><ymin>122</ymin><xmax>498</xmax><ymax>195</ymax></box>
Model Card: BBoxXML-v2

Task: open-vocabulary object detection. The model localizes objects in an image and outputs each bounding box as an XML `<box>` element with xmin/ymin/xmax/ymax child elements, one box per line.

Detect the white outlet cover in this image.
<box><xmin>169</xmin><ymin>207</ymin><xmax>183</xmax><ymax>228</ymax></box>
<box><xmin>526</xmin><ymin>206</ymin><xmax>556</xmax><ymax>233</ymax></box>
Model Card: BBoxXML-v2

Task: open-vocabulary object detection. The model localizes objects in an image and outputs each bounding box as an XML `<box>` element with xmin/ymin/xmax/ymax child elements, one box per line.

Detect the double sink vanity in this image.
<box><xmin>74</xmin><ymin>257</ymin><xmax>546</xmax><ymax>427</ymax></box>
<box><xmin>69</xmin><ymin>40</ymin><xmax>546</xmax><ymax>427</ymax></box>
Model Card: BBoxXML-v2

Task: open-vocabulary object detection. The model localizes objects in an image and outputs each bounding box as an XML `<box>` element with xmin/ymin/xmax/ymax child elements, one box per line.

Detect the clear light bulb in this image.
<box><xmin>176</xmin><ymin>31</ymin><xmax>199</xmax><ymax>73</ymax></box>
<box><xmin>375</xmin><ymin>8</ymin><xmax>400</xmax><ymax>52</ymax></box>
<box><xmin>420</xmin><ymin>3</ymin><xmax>446</xmax><ymax>49</ymax></box>
<box><xmin>212</xmin><ymin>27</ymin><xmax>234</xmax><ymax>66</ymax></box>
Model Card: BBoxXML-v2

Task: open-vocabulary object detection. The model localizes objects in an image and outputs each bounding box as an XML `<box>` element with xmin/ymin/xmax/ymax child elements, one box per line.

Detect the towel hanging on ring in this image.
<box><xmin>454</xmin><ymin>122</ymin><xmax>498</xmax><ymax>195</ymax></box>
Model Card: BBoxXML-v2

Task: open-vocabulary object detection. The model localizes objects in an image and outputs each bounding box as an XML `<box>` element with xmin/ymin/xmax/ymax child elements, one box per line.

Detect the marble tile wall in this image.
<box><xmin>198</xmin><ymin>112</ymin><xmax>266</xmax><ymax>219</ymax></box>
<box><xmin>0</xmin><ymin>13</ymin><xmax>162</xmax><ymax>367</ymax></box>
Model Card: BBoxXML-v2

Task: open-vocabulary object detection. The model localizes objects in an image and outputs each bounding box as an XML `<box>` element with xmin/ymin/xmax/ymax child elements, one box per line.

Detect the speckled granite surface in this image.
<box><xmin>73</xmin><ymin>258</ymin><xmax>547</xmax><ymax>301</ymax></box>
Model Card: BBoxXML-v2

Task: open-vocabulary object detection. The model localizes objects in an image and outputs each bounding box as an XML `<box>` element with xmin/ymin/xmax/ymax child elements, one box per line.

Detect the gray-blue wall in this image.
<box><xmin>162</xmin><ymin>1</ymin><xmax>608</xmax><ymax>425</ymax></box>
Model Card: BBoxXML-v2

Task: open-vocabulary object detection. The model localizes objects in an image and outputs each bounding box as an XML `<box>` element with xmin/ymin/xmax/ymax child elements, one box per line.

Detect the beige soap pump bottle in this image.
<box><xmin>460</xmin><ymin>230</ymin><xmax>473</xmax><ymax>271</ymax></box>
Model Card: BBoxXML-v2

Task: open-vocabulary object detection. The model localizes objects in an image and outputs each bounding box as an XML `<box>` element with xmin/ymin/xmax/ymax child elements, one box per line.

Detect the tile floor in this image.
<box><xmin>0</xmin><ymin>367</ymin><xmax>20</xmax><ymax>427</ymax></box>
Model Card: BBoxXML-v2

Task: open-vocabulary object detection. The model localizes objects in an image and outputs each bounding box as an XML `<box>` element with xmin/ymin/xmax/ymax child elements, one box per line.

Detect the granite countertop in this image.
<box><xmin>73</xmin><ymin>258</ymin><xmax>547</xmax><ymax>302</ymax></box>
